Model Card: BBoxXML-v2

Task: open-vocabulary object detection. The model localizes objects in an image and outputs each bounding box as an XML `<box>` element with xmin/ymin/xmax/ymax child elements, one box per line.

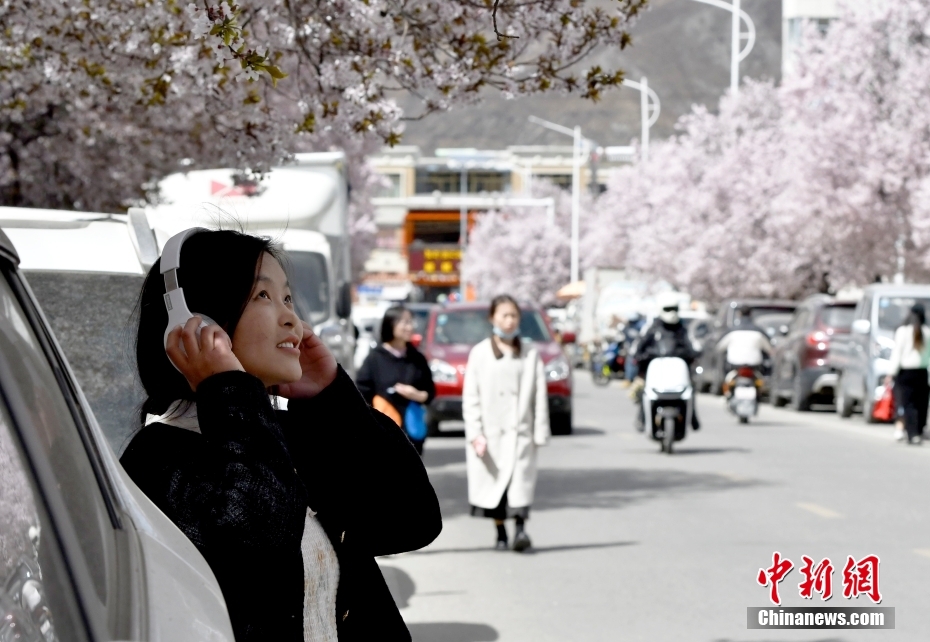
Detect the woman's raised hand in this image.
<box><xmin>278</xmin><ymin>321</ymin><xmax>338</xmax><ymax>399</ymax></box>
<box><xmin>166</xmin><ymin>316</ymin><xmax>244</xmax><ymax>391</ymax></box>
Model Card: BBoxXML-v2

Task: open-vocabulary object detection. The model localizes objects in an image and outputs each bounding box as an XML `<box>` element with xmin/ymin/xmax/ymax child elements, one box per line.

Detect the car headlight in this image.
<box><xmin>546</xmin><ymin>356</ymin><xmax>571</xmax><ymax>382</ymax></box>
<box><xmin>430</xmin><ymin>359</ymin><xmax>459</xmax><ymax>384</ymax></box>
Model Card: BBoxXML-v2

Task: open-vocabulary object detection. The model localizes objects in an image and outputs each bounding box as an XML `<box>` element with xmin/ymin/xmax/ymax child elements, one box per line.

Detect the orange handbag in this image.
<box><xmin>372</xmin><ymin>395</ymin><xmax>403</xmax><ymax>427</ymax></box>
<box><xmin>872</xmin><ymin>384</ymin><xmax>895</xmax><ymax>423</ymax></box>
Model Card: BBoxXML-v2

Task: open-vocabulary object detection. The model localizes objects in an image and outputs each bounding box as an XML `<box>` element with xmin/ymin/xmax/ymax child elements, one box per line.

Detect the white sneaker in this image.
<box><xmin>911</xmin><ymin>435</ymin><xmax>923</xmax><ymax>445</ymax></box>
<box><xmin>894</xmin><ymin>427</ymin><xmax>906</xmax><ymax>441</ymax></box>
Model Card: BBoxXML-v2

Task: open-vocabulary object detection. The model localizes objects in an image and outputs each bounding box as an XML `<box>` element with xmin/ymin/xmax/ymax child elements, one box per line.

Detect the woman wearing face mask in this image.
<box><xmin>120</xmin><ymin>230</ymin><xmax>441</xmax><ymax>642</ymax></box>
<box><xmin>462</xmin><ymin>294</ymin><xmax>550</xmax><ymax>551</ymax></box>
<box><xmin>356</xmin><ymin>305</ymin><xmax>435</xmax><ymax>455</ymax></box>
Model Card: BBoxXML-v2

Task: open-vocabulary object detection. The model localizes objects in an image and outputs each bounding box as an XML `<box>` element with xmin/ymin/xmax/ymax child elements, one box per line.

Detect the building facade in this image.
<box><xmin>364</xmin><ymin>145</ymin><xmax>633</xmax><ymax>301</ymax></box>
<box><xmin>782</xmin><ymin>0</ymin><xmax>839</xmax><ymax>77</ymax></box>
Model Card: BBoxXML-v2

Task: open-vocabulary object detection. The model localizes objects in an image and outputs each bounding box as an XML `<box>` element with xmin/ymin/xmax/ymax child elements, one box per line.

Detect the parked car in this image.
<box><xmin>421</xmin><ymin>302</ymin><xmax>574</xmax><ymax>435</ymax></box>
<box><xmin>769</xmin><ymin>295</ymin><xmax>856</xmax><ymax>410</ymax></box>
<box><xmin>694</xmin><ymin>299</ymin><xmax>798</xmax><ymax>395</ymax></box>
<box><xmin>830</xmin><ymin>284</ymin><xmax>930</xmax><ymax>421</ymax></box>
<box><xmin>405</xmin><ymin>302</ymin><xmax>437</xmax><ymax>347</ymax></box>
<box><xmin>0</xmin><ymin>211</ymin><xmax>235</xmax><ymax>642</ymax></box>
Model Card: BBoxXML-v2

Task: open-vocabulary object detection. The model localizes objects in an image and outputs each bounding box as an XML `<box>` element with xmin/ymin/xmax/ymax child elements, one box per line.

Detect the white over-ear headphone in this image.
<box><xmin>161</xmin><ymin>228</ymin><xmax>217</xmax><ymax>356</ymax></box>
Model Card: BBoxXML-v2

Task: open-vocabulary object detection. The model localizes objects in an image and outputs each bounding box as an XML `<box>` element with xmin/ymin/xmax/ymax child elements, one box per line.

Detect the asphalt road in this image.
<box><xmin>379</xmin><ymin>372</ymin><xmax>930</xmax><ymax>642</ymax></box>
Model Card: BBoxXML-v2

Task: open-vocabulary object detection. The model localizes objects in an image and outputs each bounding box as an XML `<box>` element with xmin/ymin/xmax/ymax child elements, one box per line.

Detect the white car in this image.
<box><xmin>0</xmin><ymin>207</ymin><xmax>234</xmax><ymax>641</ymax></box>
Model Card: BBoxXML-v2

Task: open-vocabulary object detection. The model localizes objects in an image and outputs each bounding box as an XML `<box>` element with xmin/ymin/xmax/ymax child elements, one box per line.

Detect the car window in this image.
<box><xmin>877</xmin><ymin>297</ymin><xmax>930</xmax><ymax>331</ymax></box>
<box><xmin>789</xmin><ymin>309</ymin><xmax>808</xmax><ymax>331</ymax></box>
<box><xmin>434</xmin><ymin>310</ymin><xmax>551</xmax><ymax>345</ymax></box>
<box><xmin>0</xmin><ymin>405</ymin><xmax>90</xmax><ymax>642</ymax></box>
<box><xmin>24</xmin><ymin>271</ymin><xmax>144</xmax><ymax>455</ymax></box>
<box><xmin>286</xmin><ymin>251</ymin><xmax>330</xmax><ymax>325</ymax></box>
<box><xmin>820</xmin><ymin>305</ymin><xmax>856</xmax><ymax>330</ymax></box>
<box><xmin>410</xmin><ymin>309</ymin><xmax>430</xmax><ymax>334</ymax></box>
<box><xmin>0</xmin><ymin>272</ymin><xmax>117</xmax><ymax>615</ymax></box>
<box><xmin>754</xmin><ymin>313</ymin><xmax>796</xmax><ymax>337</ymax></box>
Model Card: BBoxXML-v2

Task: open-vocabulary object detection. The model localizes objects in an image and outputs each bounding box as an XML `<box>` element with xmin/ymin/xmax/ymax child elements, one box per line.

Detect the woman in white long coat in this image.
<box><xmin>463</xmin><ymin>295</ymin><xmax>550</xmax><ymax>551</ymax></box>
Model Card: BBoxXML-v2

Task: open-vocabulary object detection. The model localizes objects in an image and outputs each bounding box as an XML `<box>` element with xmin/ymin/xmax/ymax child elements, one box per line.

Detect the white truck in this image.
<box><xmin>145</xmin><ymin>152</ymin><xmax>356</xmax><ymax>374</ymax></box>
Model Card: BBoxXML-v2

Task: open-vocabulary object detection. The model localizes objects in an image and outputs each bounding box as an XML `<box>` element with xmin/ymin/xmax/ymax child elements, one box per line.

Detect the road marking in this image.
<box><xmin>796</xmin><ymin>502</ymin><xmax>843</xmax><ymax>519</ymax></box>
<box><xmin>913</xmin><ymin>549</ymin><xmax>930</xmax><ymax>559</ymax></box>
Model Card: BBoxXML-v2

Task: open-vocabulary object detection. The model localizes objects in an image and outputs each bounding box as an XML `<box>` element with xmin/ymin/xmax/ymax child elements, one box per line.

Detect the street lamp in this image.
<box><xmin>528</xmin><ymin>116</ymin><xmax>595</xmax><ymax>285</ymax></box>
<box><xmin>621</xmin><ymin>77</ymin><xmax>661</xmax><ymax>162</ymax></box>
<box><xmin>691</xmin><ymin>0</ymin><xmax>756</xmax><ymax>96</ymax></box>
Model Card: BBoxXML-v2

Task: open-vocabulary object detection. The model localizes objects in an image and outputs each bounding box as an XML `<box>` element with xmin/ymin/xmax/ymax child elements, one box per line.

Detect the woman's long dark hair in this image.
<box><xmin>489</xmin><ymin>294</ymin><xmax>521</xmax><ymax>357</ymax></box>
<box><xmin>134</xmin><ymin>229</ymin><xmax>284</xmax><ymax>424</ymax></box>
<box><xmin>910</xmin><ymin>304</ymin><xmax>926</xmax><ymax>352</ymax></box>
<box><xmin>380</xmin><ymin>305</ymin><xmax>409</xmax><ymax>344</ymax></box>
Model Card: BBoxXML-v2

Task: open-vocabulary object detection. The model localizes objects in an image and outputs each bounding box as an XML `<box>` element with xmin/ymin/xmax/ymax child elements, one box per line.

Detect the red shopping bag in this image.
<box><xmin>872</xmin><ymin>384</ymin><xmax>895</xmax><ymax>422</ymax></box>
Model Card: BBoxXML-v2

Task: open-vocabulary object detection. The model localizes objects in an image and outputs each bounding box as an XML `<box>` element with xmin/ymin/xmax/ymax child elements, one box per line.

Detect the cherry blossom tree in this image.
<box><xmin>1</xmin><ymin>0</ymin><xmax>647</xmax><ymax>214</ymax></box>
<box><xmin>462</xmin><ymin>181</ymin><xmax>598</xmax><ymax>303</ymax></box>
<box><xmin>582</xmin><ymin>0</ymin><xmax>930</xmax><ymax>301</ymax></box>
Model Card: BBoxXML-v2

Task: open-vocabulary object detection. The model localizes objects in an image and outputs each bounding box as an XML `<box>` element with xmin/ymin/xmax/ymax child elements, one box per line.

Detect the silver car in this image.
<box><xmin>0</xmin><ymin>211</ymin><xmax>234</xmax><ymax>642</ymax></box>
<box><xmin>831</xmin><ymin>283</ymin><xmax>930</xmax><ymax>421</ymax></box>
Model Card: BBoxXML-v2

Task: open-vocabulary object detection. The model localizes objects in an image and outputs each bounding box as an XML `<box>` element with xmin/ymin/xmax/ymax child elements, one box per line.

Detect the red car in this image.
<box><xmin>421</xmin><ymin>302</ymin><xmax>574</xmax><ymax>435</ymax></box>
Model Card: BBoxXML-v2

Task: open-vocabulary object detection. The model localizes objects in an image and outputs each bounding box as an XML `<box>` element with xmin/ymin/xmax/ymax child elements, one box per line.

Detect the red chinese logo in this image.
<box><xmin>798</xmin><ymin>556</ymin><xmax>834</xmax><ymax>600</ymax></box>
<box><xmin>842</xmin><ymin>555</ymin><xmax>882</xmax><ymax>603</ymax></box>
<box><xmin>757</xmin><ymin>552</ymin><xmax>794</xmax><ymax>605</ymax></box>
<box><xmin>757</xmin><ymin>553</ymin><xmax>881</xmax><ymax>604</ymax></box>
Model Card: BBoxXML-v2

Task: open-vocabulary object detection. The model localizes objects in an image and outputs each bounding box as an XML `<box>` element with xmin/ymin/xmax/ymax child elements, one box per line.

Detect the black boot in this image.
<box><xmin>512</xmin><ymin>517</ymin><xmax>531</xmax><ymax>552</ymax></box>
<box><xmin>495</xmin><ymin>522</ymin><xmax>508</xmax><ymax>550</ymax></box>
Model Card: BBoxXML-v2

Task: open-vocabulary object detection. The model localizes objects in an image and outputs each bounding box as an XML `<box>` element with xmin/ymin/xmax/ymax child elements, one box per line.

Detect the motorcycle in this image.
<box><xmin>591</xmin><ymin>341</ymin><xmax>625</xmax><ymax>386</ymax></box>
<box><xmin>643</xmin><ymin>356</ymin><xmax>693</xmax><ymax>454</ymax></box>
<box><xmin>723</xmin><ymin>366</ymin><xmax>760</xmax><ymax>424</ymax></box>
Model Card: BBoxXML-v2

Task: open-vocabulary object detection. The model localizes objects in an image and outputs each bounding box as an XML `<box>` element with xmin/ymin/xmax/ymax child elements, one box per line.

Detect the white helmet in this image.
<box><xmin>657</xmin><ymin>292</ymin><xmax>681</xmax><ymax>324</ymax></box>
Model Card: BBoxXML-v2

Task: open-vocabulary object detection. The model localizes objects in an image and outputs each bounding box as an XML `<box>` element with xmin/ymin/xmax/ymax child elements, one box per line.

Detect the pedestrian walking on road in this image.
<box><xmin>463</xmin><ymin>295</ymin><xmax>550</xmax><ymax>552</ymax></box>
<box><xmin>886</xmin><ymin>303</ymin><xmax>930</xmax><ymax>445</ymax></box>
<box><xmin>356</xmin><ymin>305</ymin><xmax>436</xmax><ymax>455</ymax></box>
<box><xmin>121</xmin><ymin>230</ymin><xmax>441</xmax><ymax>642</ymax></box>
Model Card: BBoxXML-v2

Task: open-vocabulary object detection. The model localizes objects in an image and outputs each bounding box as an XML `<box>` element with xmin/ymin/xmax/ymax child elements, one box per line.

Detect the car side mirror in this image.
<box><xmin>561</xmin><ymin>331</ymin><xmax>576</xmax><ymax>344</ymax></box>
<box><xmin>411</xmin><ymin>333</ymin><xmax>422</xmax><ymax>348</ymax></box>
<box><xmin>852</xmin><ymin>319</ymin><xmax>871</xmax><ymax>335</ymax></box>
<box><xmin>336</xmin><ymin>282</ymin><xmax>352</xmax><ymax>319</ymax></box>
<box><xmin>779</xmin><ymin>324</ymin><xmax>789</xmax><ymax>336</ymax></box>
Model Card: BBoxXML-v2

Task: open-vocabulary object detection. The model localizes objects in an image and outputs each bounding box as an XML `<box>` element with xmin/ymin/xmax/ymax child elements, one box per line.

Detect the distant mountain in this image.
<box><xmin>394</xmin><ymin>0</ymin><xmax>781</xmax><ymax>151</ymax></box>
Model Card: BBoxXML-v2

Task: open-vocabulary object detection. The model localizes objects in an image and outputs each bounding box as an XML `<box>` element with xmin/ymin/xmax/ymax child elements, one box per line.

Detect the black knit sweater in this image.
<box><xmin>120</xmin><ymin>367</ymin><xmax>442</xmax><ymax>641</ymax></box>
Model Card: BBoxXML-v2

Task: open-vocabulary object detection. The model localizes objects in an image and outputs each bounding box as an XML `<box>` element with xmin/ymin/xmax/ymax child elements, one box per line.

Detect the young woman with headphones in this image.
<box><xmin>120</xmin><ymin>229</ymin><xmax>441</xmax><ymax>642</ymax></box>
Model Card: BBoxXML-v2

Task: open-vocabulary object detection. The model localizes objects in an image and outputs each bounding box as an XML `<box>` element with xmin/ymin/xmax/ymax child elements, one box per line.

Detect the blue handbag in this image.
<box><xmin>404</xmin><ymin>402</ymin><xmax>427</xmax><ymax>441</ymax></box>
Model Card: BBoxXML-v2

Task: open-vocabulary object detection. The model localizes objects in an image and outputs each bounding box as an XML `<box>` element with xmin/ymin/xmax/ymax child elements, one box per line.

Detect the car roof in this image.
<box><xmin>0</xmin><ymin>208</ymin><xmax>145</xmax><ymax>275</ymax></box>
<box><xmin>725</xmin><ymin>298</ymin><xmax>797</xmax><ymax>308</ymax></box>
<box><xmin>862</xmin><ymin>283</ymin><xmax>930</xmax><ymax>296</ymax></box>
<box><xmin>435</xmin><ymin>301</ymin><xmax>542</xmax><ymax>313</ymax></box>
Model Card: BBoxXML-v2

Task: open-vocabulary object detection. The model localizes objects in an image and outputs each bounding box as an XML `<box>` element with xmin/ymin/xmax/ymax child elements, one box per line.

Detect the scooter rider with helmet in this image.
<box><xmin>715</xmin><ymin>306</ymin><xmax>772</xmax><ymax>393</ymax></box>
<box><xmin>633</xmin><ymin>293</ymin><xmax>700</xmax><ymax>431</ymax></box>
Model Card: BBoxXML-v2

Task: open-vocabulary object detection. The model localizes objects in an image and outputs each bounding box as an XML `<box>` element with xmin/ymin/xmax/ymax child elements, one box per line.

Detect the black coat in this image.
<box><xmin>634</xmin><ymin>319</ymin><xmax>697</xmax><ymax>371</ymax></box>
<box><xmin>120</xmin><ymin>367</ymin><xmax>442</xmax><ymax>642</ymax></box>
<box><xmin>355</xmin><ymin>344</ymin><xmax>435</xmax><ymax>422</ymax></box>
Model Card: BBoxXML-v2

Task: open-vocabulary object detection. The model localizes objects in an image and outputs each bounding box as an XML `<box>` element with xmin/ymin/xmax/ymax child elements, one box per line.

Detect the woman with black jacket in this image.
<box><xmin>356</xmin><ymin>305</ymin><xmax>436</xmax><ymax>454</ymax></box>
<box><xmin>119</xmin><ymin>230</ymin><xmax>441</xmax><ymax>642</ymax></box>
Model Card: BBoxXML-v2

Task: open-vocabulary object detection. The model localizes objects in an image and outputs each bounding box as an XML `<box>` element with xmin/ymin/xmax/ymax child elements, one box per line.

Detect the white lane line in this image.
<box><xmin>796</xmin><ymin>502</ymin><xmax>843</xmax><ymax>519</ymax></box>
<box><xmin>913</xmin><ymin>549</ymin><xmax>930</xmax><ymax>559</ymax></box>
